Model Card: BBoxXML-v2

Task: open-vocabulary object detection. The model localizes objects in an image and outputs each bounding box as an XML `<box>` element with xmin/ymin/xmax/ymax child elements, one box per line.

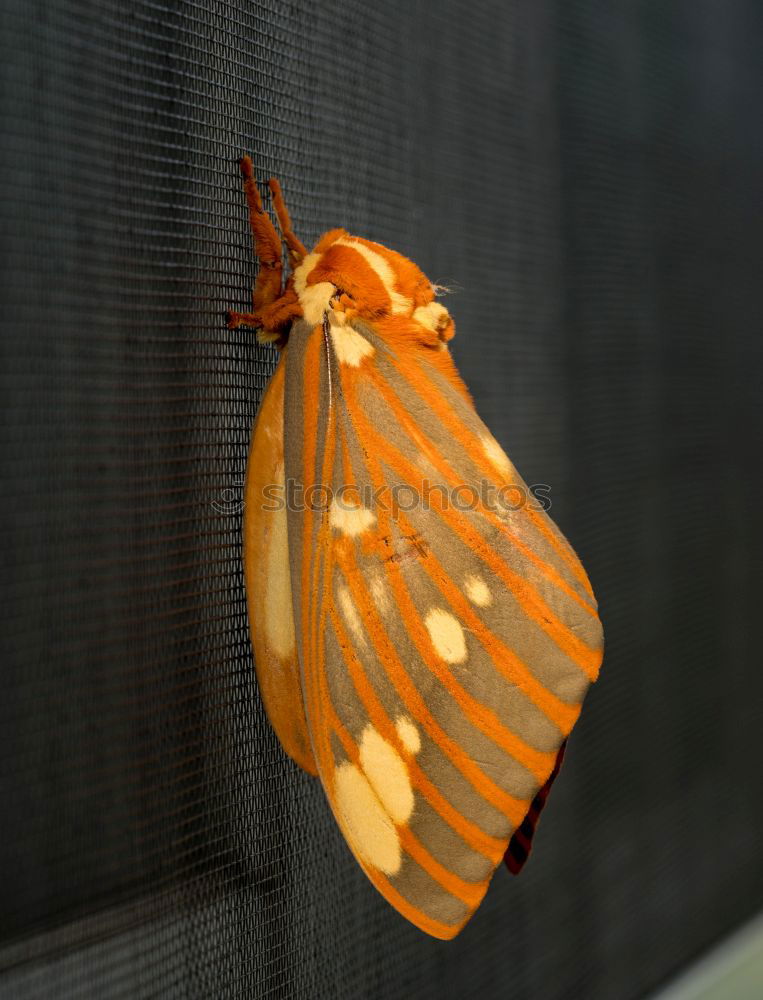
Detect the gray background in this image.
<box><xmin>1</xmin><ymin>1</ymin><xmax>761</xmax><ymax>997</ymax></box>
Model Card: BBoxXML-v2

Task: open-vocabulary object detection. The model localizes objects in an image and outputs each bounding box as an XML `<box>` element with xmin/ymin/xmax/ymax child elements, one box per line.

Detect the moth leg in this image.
<box><xmin>227</xmin><ymin>287</ymin><xmax>303</xmax><ymax>342</ymax></box>
<box><xmin>237</xmin><ymin>155</ymin><xmax>284</xmax><ymax>311</ymax></box>
<box><xmin>268</xmin><ymin>178</ymin><xmax>307</xmax><ymax>266</ymax></box>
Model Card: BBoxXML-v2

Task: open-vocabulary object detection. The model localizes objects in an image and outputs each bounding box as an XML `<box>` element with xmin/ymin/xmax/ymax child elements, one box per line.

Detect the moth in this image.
<box><xmin>228</xmin><ymin>157</ymin><xmax>604</xmax><ymax>939</ymax></box>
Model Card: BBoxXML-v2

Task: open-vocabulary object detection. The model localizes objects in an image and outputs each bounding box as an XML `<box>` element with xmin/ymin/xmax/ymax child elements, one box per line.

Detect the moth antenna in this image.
<box><xmin>268</xmin><ymin>178</ymin><xmax>308</xmax><ymax>267</ymax></box>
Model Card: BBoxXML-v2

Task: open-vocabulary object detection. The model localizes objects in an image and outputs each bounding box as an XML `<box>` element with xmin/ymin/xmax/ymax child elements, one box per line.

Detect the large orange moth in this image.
<box><xmin>228</xmin><ymin>156</ymin><xmax>604</xmax><ymax>940</ymax></box>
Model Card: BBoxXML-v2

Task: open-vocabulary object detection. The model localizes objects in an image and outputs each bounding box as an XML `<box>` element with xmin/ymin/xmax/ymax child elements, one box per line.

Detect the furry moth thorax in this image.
<box><xmin>291</xmin><ymin>229</ymin><xmax>455</xmax><ymax>346</ymax></box>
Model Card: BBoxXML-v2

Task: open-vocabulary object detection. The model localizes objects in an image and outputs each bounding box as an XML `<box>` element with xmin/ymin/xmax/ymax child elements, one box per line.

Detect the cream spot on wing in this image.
<box><xmin>337</xmin><ymin>583</ymin><xmax>366</xmax><ymax>649</ymax></box>
<box><xmin>330</xmin><ymin>322</ymin><xmax>375</xmax><ymax>367</ymax></box>
<box><xmin>329</xmin><ymin>499</ymin><xmax>376</xmax><ymax>537</ymax></box>
<box><xmin>424</xmin><ymin>608</ymin><xmax>467</xmax><ymax>664</ymax></box>
<box><xmin>480</xmin><ymin>433</ymin><xmax>513</xmax><ymax>479</ymax></box>
<box><xmin>464</xmin><ymin>574</ymin><xmax>492</xmax><ymax>608</ymax></box>
<box><xmin>335</xmin><ymin>237</ymin><xmax>412</xmax><ymax>314</ymax></box>
<box><xmin>369</xmin><ymin>572</ymin><xmax>392</xmax><ymax>617</ymax></box>
<box><xmin>359</xmin><ymin>726</ymin><xmax>414</xmax><ymax>824</ymax></box>
<box><xmin>263</xmin><ymin>465</ymin><xmax>295</xmax><ymax>658</ymax></box>
<box><xmin>333</xmin><ymin>762</ymin><xmax>402</xmax><ymax>874</ymax></box>
<box><xmin>395</xmin><ymin>716</ymin><xmax>421</xmax><ymax>755</ymax></box>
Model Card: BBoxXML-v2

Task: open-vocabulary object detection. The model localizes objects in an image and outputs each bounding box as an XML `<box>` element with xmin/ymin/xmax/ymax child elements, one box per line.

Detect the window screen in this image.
<box><xmin>1</xmin><ymin>1</ymin><xmax>761</xmax><ymax>997</ymax></box>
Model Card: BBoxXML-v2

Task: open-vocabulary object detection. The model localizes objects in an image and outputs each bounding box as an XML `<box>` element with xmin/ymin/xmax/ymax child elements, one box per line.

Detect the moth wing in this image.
<box><xmin>243</xmin><ymin>353</ymin><xmax>317</xmax><ymax>775</ymax></box>
<box><xmin>504</xmin><ymin>739</ymin><xmax>567</xmax><ymax>874</ymax></box>
<box><xmin>283</xmin><ymin>317</ymin><xmax>603</xmax><ymax>939</ymax></box>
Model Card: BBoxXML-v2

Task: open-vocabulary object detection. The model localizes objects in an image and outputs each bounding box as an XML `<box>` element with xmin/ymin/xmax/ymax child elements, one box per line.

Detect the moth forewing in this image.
<box><xmin>243</xmin><ymin>352</ymin><xmax>316</xmax><ymax>775</ymax></box>
<box><xmin>232</xmin><ymin>163</ymin><xmax>604</xmax><ymax>939</ymax></box>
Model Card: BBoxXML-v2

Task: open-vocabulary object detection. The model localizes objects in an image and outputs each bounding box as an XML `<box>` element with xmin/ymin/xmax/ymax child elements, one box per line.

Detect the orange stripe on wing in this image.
<box><xmin>324</xmin><ymin>696</ymin><xmax>487</xmax><ymax>908</ymax></box>
<box><xmin>398</xmin><ymin>827</ymin><xmax>485</xmax><ymax>909</ymax></box>
<box><xmin>298</xmin><ymin>330</ymin><xmax>321</xmax><ymax>751</ymax></box>
<box><xmin>350</xmin><ymin>401</ymin><xmax>600</xmax><ymax>706</ymax></box>
<box><xmin>361</xmin><ymin>403</ymin><xmax>601</xmax><ymax>681</ymax></box>
<box><xmin>370</xmin><ymin>367</ymin><xmax>599</xmax><ymax>621</ymax></box>
<box><xmin>336</xmin><ymin>559</ymin><xmax>531</xmax><ymax>826</ymax></box>
<box><xmin>337</xmin><ymin>412</ymin><xmax>562</xmax><ymax>778</ymax></box>
<box><xmin>371</xmin><ymin>874</ymin><xmax>467</xmax><ymax>941</ymax></box>
<box><xmin>390</xmin><ymin>350</ymin><xmax>596</xmax><ymax>602</ymax></box>
<box><xmin>300</xmin><ymin>325</ymin><xmax>337</xmax><ymax>775</ymax></box>
<box><xmin>396</xmin><ymin>507</ymin><xmax>584</xmax><ymax>723</ymax></box>
<box><xmin>329</xmin><ymin>606</ymin><xmax>505</xmax><ymax>861</ymax></box>
<box><xmin>372</xmin><ymin>538</ymin><xmax>569</xmax><ymax>768</ymax></box>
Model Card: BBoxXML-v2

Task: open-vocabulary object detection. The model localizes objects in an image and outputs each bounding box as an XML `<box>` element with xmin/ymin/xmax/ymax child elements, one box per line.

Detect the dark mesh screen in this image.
<box><xmin>2</xmin><ymin>1</ymin><xmax>762</xmax><ymax>997</ymax></box>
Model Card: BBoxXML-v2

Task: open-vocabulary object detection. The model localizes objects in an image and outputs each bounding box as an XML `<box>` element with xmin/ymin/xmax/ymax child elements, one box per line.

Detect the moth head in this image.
<box><xmin>227</xmin><ymin>165</ymin><xmax>454</xmax><ymax>349</ymax></box>
<box><xmin>292</xmin><ymin>229</ymin><xmax>455</xmax><ymax>347</ymax></box>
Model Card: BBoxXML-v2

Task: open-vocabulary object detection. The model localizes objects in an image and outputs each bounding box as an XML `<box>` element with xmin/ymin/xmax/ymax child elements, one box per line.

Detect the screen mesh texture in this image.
<box><xmin>1</xmin><ymin>1</ymin><xmax>762</xmax><ymax>997</ymax></box>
